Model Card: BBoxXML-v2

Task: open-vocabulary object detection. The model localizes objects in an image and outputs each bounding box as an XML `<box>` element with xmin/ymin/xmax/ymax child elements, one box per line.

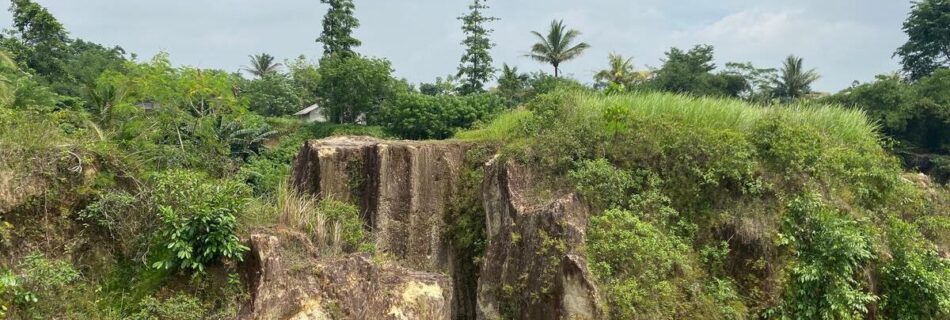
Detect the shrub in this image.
<box><xmin>774</xmin><ymin>193</ymin><xmax>875</xmax><ymax>319</ymax></box>
<box><xmin>378</xmin><ymin>91</ymin><xmax>504</xmax><ymax>139</ymax></box>
<box><xmin>569</xmin><ymin>159</ymin><xmax>641</xmax><ymax>211</ymax></box>
<box><xmin>588</xmin><ymin>209</ymin><xmax>740</xmax><ymax>318</ymax></box>
<box><xmin>149</xmin><ymin>170</ymin><xmax>250</xmax><ymax>273</ymax></box>
<box><xmin>79</xmin><ymin>190</ymin><xmax>155</xmax><ymax>258</ymax></box>
<box><xmin>878</xmin><ymin>217</ymin><xmax>950</xmax><ymax>319</ymax></box>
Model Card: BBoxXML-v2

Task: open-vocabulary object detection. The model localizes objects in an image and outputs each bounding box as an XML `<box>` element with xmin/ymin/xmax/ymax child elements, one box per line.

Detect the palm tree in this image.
<box><xmin>245</xmin><ymin>53</ymin><xmax>282</xmax><ymax>78</ymax></box>
<box><xmin>594</xmin><ymin>53</ymin><xmax>642</xmax><ymax>88</ymax></box>
<box><xmin>773</xmin><ymin>55</ymin><xmax>820</xmax><ymax>101</ymax></box>
<box><xmin>527</xmin><ymin>20</ymin><xmax>590</xmax><ymax>77</ymax></box>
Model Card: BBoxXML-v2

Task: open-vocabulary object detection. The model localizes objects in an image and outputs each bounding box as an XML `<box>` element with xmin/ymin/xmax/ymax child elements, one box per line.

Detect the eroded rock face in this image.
<box><xmin>242</xmin><ymin>234</ymin><xmax>454</xmax><ymax>320</ymax></box>
<box><xmin>291</xmin><ymin>136</ymin><xmax>467</xmax><ymax>272</ymax></box>
<box><xmin>476</xmin><ymin>159</ymin><xmax>601</xmax><ymax>320</ymax></box>
<box><xmin>287</xmin><ymin>137</ymin><xmax>601</xmax><ymax>320</ymax></box>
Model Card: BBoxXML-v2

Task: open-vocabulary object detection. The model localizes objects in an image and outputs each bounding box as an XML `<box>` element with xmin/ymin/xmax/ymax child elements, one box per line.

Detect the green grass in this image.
<box><xmin>458</xmin><ymin>91</ymin><xmax>880</xmax><ymax>149</ymax></box>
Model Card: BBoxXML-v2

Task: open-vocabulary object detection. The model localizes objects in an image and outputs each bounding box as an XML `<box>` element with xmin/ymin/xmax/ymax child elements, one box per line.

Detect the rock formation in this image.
<box><xmin>244</xmin><ymin>136</ymin><xmax>602</xmax><ymax>319</ymax></box>
<box><xmin>242</xmin><ymin>234</ymin><xmax>454</xmax><ymax>320</ymax></box>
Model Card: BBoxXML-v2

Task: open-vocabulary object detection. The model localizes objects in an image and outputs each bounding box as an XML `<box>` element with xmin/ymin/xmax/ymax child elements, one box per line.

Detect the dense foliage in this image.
<box><xmin>460</xmin><ymin>91</ymin><xmax>950</xmax><ymax>319</ymax></box>
<box><xmin>895</xmin><ymin>0</ymin><xmax>950</xmax><ymax>80</ymax></box>
<box><xmin>826</xmin><ymin>70</ymin><xmax>950</xmax><ymax>182</ymax></box>
<box><xmin>378</xmin><ymin>91</ymin><xmax>504</xmax><ymax>139</ymax></box>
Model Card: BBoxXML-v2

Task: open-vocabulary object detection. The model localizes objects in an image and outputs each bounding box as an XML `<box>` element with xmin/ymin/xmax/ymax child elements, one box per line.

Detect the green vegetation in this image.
<box><xmin>1</xmin><ymin>0</ymin><xmax>948</xmax><ymax>318</ymax></box>
<box><xmin>459</xmin><ymin>90</ymin><xmax>950</xmax><ymax>318</ymax></box>
<box><xmin>895</xmin><ymin>0</ymin><xmax>950</xmax><ymax>80</ymax></box>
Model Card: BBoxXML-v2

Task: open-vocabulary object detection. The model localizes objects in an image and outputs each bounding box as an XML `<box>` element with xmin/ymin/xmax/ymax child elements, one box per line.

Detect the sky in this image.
<box><xmin>0</xmin><ymin>0</ymin><xmax>913</xmax><ymax>92</ymax></box>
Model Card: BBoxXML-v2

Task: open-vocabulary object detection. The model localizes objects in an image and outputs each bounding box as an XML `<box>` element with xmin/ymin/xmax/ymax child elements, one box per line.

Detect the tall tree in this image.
<box><xmin>773</xmin><ymin>55</ymin><xmax>820</xmax><ymax>102</ymax></box>
<box><xmin>594</xmin><ymin>53</ymin><xmax>644</xmax><ymax>89</ymax></box>
<box><xmin>316</xmin><ymin>0</ymin><xmax>361</xmax><ymax>58</ymax></box>
<box><xmin>244</xmin><ymin>53</ymin><xmax>281</xmax><ymax>78</ymax></box>
<box><xmin>497</xmin><ymin>63</ymin><xmax>529</xmax><ymax>106</ymax></box>
<box><xmin>456</xmin><ymin>0</ymin><xmax>498</xmax><ymax>95</ymax></box>
<box><xmin>526</xmin><ymin>20</ymin><xmax>590</xmax><ymax>77</ymax></box>
<box><xmin>3</xmin><ymin>0</ymin><xmax>69</xmax><ymax>82</ymax></box>
<box><xmin>895</xmin><ymin>0</ymin><xmax>950</xmax><ymax>81</ymax></box>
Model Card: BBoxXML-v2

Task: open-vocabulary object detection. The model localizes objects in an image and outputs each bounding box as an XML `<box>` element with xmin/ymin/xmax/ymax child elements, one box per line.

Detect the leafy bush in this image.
<box><xmin>878</xmin><ymin>217</ymin><xmax>950</xmax><ymax>319</ymax></box>
<box><xmin>378</xmin><ymin>91</ymin><xmax>504</xmax><ymax>139</ymax></box>
<box><xmin>149</xmin><ymin>170</ymin><xmax>250</xmax><ymax>273</ymax></box>
<box><xmin>773</xmin><ymin>194</ymin><xmax>875</xmax><ymax>319</ymax></box>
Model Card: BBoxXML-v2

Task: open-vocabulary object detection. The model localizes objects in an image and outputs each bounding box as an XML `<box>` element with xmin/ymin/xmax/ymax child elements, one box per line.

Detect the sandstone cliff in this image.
<box><xmin>245</xmin><ymin>136</ymin><xmax>601</xmax><ymax>319</ymax></box>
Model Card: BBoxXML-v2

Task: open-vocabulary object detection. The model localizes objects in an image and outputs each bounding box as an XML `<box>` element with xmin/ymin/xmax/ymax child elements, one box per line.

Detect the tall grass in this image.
<box><xmin>270</xmin><ymin>184</ymin><xmax>366</xmax><ymax>255</ymax></box>
<box><xmin>457</xmin><ymin>91</ymin><xmax>880</xmax><ymax>149</ymax></box>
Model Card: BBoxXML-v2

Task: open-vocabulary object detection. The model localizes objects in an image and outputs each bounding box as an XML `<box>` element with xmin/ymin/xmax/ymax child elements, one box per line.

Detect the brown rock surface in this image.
<box><xmin>242</xmin><ymin>234</ymin><xmax>454</xmax><ymax>320</ymax></box>
<box><xmin>291</xmin><ymin>136</ymin><xmax>467</xmax><ymax>271</ymax></box>
<box><xmin>476</xmin><ymin>159</ymin><xmax>601</xmax><ymax>320</ymax></box>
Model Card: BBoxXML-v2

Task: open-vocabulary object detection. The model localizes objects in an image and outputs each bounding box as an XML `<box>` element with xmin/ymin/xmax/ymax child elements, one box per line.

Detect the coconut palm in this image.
<box><xmin>526</xmin><ymin>20</ymin><xmax>590</xmax><ymax>77</ymax></box>
<box><xmin>773</xmin><ymin>55</ymin><xmax>820</xmax><ymax>101</ymax></box>
<box><xmin>245</xmin><ymin>53</ymin><xmax>282</xmax><ymax>78</ymax></box>
<box><xmin>594</xmin><ymin>53</ymin><xmax>643</xmax><ymax>88</ymax></box>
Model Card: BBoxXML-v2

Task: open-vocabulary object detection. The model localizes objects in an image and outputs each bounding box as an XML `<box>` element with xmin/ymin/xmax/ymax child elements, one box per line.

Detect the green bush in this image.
<box><xmin>149</xmin><ymin>170</ymin><xmax>250</xmax><ymax>273</ymax></box>
<box><xmin>774</xmin><ymin>193</ymin><xmax>875</xmax><ymax>319</ymax></box>
<box><xmin>878</xmin><ymin>217</ymin><xmax>950</xmax><ymax>319</ymax></box>
<box><xmin>378</xmin><ymin>91</ymin><xmax>504</xmax><ymax>139</ymax></box>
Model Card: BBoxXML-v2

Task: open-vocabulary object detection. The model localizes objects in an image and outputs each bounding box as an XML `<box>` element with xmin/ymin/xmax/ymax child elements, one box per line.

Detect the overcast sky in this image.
<box><xmin>0</xmin><ymin>0</ymin><xmax>912</xmax><ymax>92</ymax></box>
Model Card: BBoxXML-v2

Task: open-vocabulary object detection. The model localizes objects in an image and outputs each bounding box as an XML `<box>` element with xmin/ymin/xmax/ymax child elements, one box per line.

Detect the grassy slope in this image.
<box><xmin>458</xmin><ymin>91</ymin><xmax>950</xmax><ymax>319</ymax></box>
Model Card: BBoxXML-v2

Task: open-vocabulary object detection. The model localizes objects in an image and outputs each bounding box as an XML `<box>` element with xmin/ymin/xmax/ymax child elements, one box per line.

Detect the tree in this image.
<box><xmin>773</xmin><ymin>55</ymin><xmax>820</xmax><ymax>102</ymax></box>
<box><xmin>285</xmin><ymin>55</ymin><xmax>322</xmax><ymax>107</ymax></box>
<box><xmin>316</xmin><ymin>0</ymin><xmax>361</xmax><ymax>58</ymax></box>
<box><xmin>456</xmin><ymin>0</ymin><xmax>498</xmax><ymax>95</ymax></box>
<box><xmin>650</xmin><ymin>45</ymin><xmax>744</xmax><ymax>97</ymax></box>
<box><xmin>526</xmin><ymin>20</ymin><xmax>590</xmax><ymax>77</ymax></box>
<box><xmin>244</xmin><ymin>53</ymin><xmax>281</xmax><ymax>78</ymax></box>
<box><xmin>895</xmin><ymin>0</ymin><xmax>950</xmax><ymax>81</ymax></box>
<box><xmin>3</xmin><ymin>0</ymin><xmax>69</xmax><ymax>82</ymax></box>
<box><xmin>241</xmin><ymin>74</ymin><xmax>301</xmax><ymax>116</ymax></box>
<box><xmin>378</xmin><ymin>91</ymin><xmax>504</xmax><ymax>139</ymax></box>
<box><xmin>594</xmin><ymin>53</ymin><xmax>645</xmax><ymax>89</ymax></box>
<box><xmin>723</xmin><ymin>62</ymin><xmax>777</xmax><ymax>103</ymax></box>
<box><xmin>419</xmin><ymin>74</ymin><xmax>459</xmax><ymax>96</ymax></box>
<box><xmin>497</xmin><ymin>63</ymin><xmax>529</xmax><ymax>106</ymax></box>
<box><xmin>316</xmin><ymin>54</ymin><xmax>403</xmax><ymax>124</ymax></box>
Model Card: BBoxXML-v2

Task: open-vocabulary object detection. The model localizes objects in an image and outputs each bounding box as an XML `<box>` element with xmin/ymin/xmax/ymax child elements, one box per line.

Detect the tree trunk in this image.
<box><xmin>554</xmin><ymin>63</ymin><xmax>559</xmax><ymax>78</ymax></box>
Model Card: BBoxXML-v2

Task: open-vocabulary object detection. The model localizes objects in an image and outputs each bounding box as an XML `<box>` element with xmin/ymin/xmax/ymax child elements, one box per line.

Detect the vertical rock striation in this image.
<box><xmin>291</xmin><ymin>136</ymin><xmax>467</xmax><ymax>271</ymax></box>
<box><xmin>285</xmin><ymin>136</ymin><xmax>601</xmax><ymax>320</ymax></box>
<box><xmin>476</xmin><ymin>159</ymin><xmax>601</xmax><ymax>320</ymax></box>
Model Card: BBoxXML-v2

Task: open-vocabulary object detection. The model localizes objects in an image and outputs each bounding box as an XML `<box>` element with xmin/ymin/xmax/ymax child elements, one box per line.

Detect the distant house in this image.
<box><xmin>294</xmin><ymin>103</ymin><xmax>327</xmax><ymax>123</ymax></box>
<box><xmin>135</xmin><ymin>101</ymin><xmax>161</xmax><ymax>111</ymax></box>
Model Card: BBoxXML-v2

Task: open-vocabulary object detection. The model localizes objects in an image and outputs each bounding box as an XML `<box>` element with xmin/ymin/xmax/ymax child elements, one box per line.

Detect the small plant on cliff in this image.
<box><xmin>276</xmin><ymin>185</ymin><xmax>368</xmax><ymax>254</ymax></box>
<box><xmin>150</xmin><ymin>170</ymin><xmax>250</xmax><ymax>273</ymax></box>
